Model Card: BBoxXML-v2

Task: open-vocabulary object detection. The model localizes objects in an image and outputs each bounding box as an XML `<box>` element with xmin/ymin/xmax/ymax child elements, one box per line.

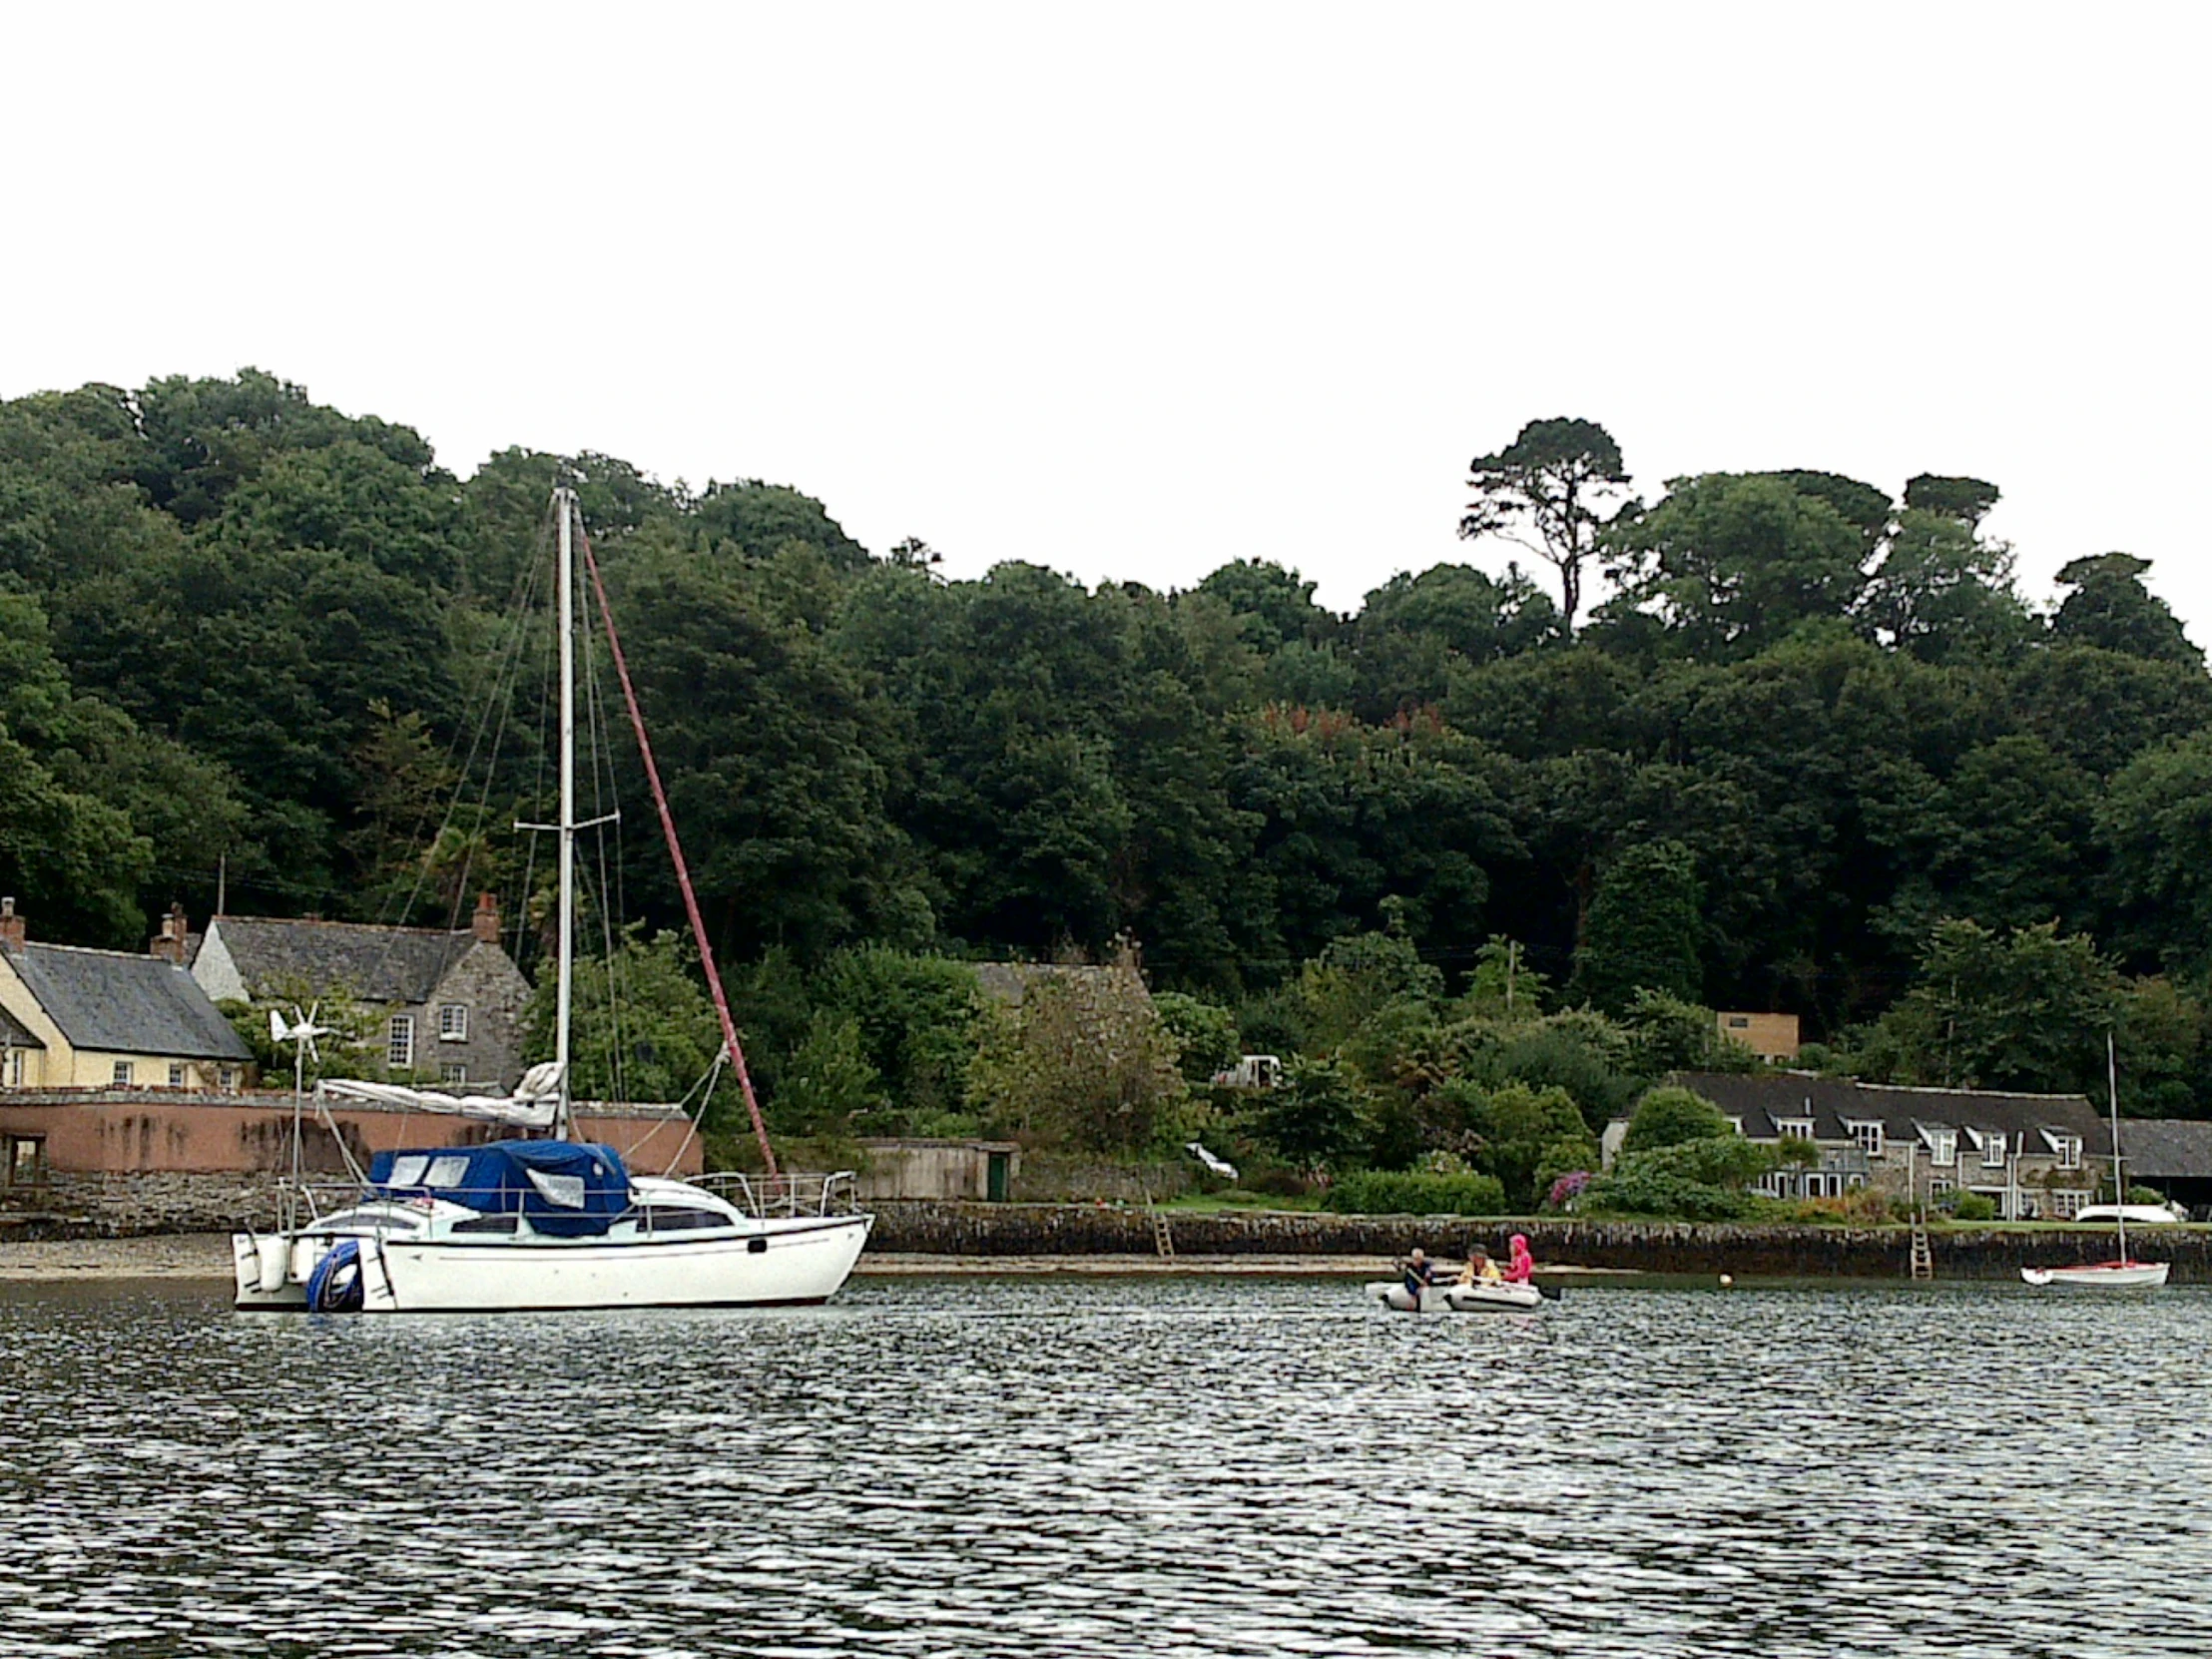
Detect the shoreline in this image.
<box><xmin>0</xmin><ymin>1235</ymin><xmax>1642</xmax><ymax>1285</ymax></box>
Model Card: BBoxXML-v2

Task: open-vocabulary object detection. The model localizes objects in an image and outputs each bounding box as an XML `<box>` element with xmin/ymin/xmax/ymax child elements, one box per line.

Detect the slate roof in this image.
<box><xmin>4</xmin><ymin>943</ymin><xmax>251</xmax><ymax>1060</ymax></box>
<box><xmin>1672</xmin><ymin>1072</ymin><xmax>2109</xmax><ymax>1155</ymax></box>
<box><xmin>2107</xmin><ymin>1118</ymin><xmax>2212</xmax><ymax>1181</ymax></box>
<box><xmin>211</xmin><ymin>917</ymin><xmax>480</xmax><ymax>1005</ymax></box>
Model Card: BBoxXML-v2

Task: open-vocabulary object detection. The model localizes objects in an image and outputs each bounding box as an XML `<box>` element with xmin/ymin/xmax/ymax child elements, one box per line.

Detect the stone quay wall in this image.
<box><xmin>865</xmin><ymin>1203</ymin><xmax>2212</xmax><ymax>1282</ymax></box>
<box><xmin>9</xmin><ymin>1181</ymin><xmax>2204</xmax><ymax>1281</ymax></box>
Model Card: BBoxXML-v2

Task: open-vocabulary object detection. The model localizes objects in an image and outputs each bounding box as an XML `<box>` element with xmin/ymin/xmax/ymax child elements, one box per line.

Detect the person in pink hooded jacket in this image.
<box><xmin>1501</xmin><ymin>1234</ymin><xmax>1535</xmax><ymax>1285</ymax></box>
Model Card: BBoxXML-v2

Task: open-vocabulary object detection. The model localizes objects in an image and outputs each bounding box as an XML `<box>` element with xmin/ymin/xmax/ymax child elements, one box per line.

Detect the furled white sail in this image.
<box><xmin>319</xmin><ymin>1060</ymin><xmax>565</xmax><ymax>1129</ymax></box>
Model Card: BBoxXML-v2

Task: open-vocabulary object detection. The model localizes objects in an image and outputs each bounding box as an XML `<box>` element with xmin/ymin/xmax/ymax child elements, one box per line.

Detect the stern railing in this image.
<box><xmin>692</xmin><ymin>1170</ymin><xmax>862</xmax><ymax>1220</ymax></box>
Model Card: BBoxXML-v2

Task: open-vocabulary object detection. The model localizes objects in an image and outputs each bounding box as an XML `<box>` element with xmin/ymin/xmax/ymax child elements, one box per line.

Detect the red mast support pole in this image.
<box><xmin>577</xmin><ymin>530</ymin><xmax>779</xmax><ymax>1179</ymax></box>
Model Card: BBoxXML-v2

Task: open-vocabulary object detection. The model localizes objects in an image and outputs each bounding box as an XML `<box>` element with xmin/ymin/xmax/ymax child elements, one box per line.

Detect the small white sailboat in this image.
<box><xmin>235</xmin><ymin>489</ymin><xmax>873</xmax><ymax>1312</ymax></box>
<box><xmin>2022</xmin><ymin>1035</ymin><xmax>2168</xmax><ymax>1291</ymax></box>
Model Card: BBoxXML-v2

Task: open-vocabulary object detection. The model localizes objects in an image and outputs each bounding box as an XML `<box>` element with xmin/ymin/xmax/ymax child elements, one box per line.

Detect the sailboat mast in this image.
<box><xmin>2109</xmin><ymin>1030</ymin><xmax>2125</xmax><ymax>1264</ymax></box>
<box><xmin>555</xmin><ymin>488</ymin><xmax>578</xmax><ymax>1141</ymax></box>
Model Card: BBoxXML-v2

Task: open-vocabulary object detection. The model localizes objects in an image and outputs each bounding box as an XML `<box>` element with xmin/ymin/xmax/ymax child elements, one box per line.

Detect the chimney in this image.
<box><xmin>149</xmin><ymin>902</ymin><xmax>190</xmax><ymax>964</ymax></box>
<box><xmin>472</xmin><ymin>892</ymin><xmax>501</xmax><ymax>944</ymax></box>
<box><xmin>0</xmin><ymin>898</ymin><xmax>21</xmax><ymax>951</ymax></box>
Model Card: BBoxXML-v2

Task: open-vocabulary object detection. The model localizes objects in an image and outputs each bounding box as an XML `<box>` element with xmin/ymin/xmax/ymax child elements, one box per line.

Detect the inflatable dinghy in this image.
<box><xmin>1369</xmin><ymin>1280</ymin><xmax>1548</xmax><ymax>1313</ymax></box>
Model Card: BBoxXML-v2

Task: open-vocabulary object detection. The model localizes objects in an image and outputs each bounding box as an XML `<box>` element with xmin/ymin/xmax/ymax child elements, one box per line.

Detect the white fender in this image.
<box><xmin>256</xmin><ymin>1234</ymin><xmax>290</xmax><ymax>1293</ymax></box>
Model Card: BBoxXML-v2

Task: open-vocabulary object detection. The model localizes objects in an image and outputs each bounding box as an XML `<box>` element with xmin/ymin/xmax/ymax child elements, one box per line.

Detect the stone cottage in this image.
<box><xmin>191</xmin><ymin>895</ymin><xmax>532</xmax><ymax>1090</ymax></box>
<box><xmin>1602</xmin><ymin>1071</ymin><xmax>2109</xmax><ymax>1219</ymax></box>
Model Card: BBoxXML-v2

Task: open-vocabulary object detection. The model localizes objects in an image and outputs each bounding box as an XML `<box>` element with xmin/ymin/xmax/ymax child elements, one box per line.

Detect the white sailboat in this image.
<box><xmin>234</xmin><ymin>488</ymin><xmax>873</xmax><ymax>1312</ymax></box>
<box><xmin>2022</xmin><ymin>1034</ymin><xmax>2168</xmax><ymax>1291</ymax></box>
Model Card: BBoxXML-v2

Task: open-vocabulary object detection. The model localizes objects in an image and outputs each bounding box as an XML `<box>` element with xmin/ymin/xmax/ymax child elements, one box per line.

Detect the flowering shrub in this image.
<box><xmin>1545</xmin><ymin>1170</ymin><xmax>1592</xmax><ymax>1212</ymax></box>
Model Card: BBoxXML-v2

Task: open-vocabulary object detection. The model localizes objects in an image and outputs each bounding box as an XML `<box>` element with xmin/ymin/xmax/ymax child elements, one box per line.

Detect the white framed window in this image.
<box><xmin>437</xmin><ymin>1004</ymin><xmax>468</xmax><ymax>1042</ymax></box>
<box><xmin>1930</xmin><ymin>1131</ymin><xmax>1956</xmax><ymax>1168</ymax></box>
<box><xmin>1851</xmin><ymin>1121</ymin><xmax>1885</xmax><ymax>1157</ymax></box>
<box><xmin>5</xmin><ymin>1050</ymin><xmax>23</xmax><ymax>1087</ymax></box>
<box><xmin>1779</xmin><ymin>1119</ymin><xmax>1815</xmax><ymax>1141</ymax></box>
<box><xmin>113</xmin><ymin>1060</ymin><xmax>134</xmax><ymax>1086</ymax></box>
<box><xmin>440</xmin><ymin>1062</ymin><xmax>467</xmax><ymax>1085</ymax></box>
<box><xmin>219</xmin><ymin>1066</ymin><xmax>240</xmax><ymax>1090</ymax></box>
<box><xmin>387</xmin><ymin>1015</ymin><xmax>415</xmax><ymax>1070</ymax></box>
<box><xmin>1982</xmin><ymin>1132</ymin><xmax>2006</xmax><ymax>1168</ymax></box>
<box><xmin>2053</xmin><ymin>1135</ymin><xmax>2082</xmax><ymax>1171</ymax></box>
<box><xmin>1930</xmin><ymin>1176</ymin><xmax>1953</xmax><ymax>1196</ymax></box>
<box><xmin>168</xmin><ymin>1063</ymin><xmax>186</xmax><ymax>1088</ymax></box>
<box><xmin>2050</xmin><ymin>1189</ymin><xmax>2089</xmax><ymax>1219</ymax></box>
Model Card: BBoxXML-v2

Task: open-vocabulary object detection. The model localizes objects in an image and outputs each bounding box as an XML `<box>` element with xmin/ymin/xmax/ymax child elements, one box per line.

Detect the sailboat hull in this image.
<box><xmin>2020</xmin><ymin>1261</ymin><xmax>2169</xmax><ymax>1289</ymax></box>
<box><xmin>236</xmin><ymin>1213</ymin><xmax>873</xmax><ymax>1312</ymax></box>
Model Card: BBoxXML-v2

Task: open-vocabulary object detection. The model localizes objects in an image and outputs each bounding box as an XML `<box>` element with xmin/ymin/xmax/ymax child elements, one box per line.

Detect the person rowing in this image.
<box><xmin>1398</xmin><ymin>1247</ymin><xmax>1436</xmax><ymax>1310</ymax></box>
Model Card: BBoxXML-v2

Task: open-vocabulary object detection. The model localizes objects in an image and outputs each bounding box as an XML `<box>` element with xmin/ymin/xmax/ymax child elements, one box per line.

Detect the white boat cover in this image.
<box><xmin>319</xmin><ymin>1060</ymin><xmax>565</xmax><ymax>1128</ymax></box>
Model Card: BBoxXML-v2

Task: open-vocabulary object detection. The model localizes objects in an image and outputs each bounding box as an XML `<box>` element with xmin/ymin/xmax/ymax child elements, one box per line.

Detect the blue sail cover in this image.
<box><xmin>367</xmin><ymin>1141</ymin><xmax>633</xmax><ymax>1237</ymax></box>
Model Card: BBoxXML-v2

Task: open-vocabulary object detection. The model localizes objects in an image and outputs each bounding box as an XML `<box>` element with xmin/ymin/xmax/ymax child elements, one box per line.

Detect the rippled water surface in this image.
<box><xmin>3</xmin><ymin>1275</ymin><xmax>2210</xmax><ymax>1657</ymax></box>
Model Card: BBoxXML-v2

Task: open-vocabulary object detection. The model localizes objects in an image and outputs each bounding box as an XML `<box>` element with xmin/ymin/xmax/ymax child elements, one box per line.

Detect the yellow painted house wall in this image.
<box><xmin>0</xmin><ymin>953</ymin><xmax>245</xmax><ymax>1091</ymax></box>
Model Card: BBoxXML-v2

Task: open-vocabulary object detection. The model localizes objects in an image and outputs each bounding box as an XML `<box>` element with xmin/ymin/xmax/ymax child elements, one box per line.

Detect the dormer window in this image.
<box><xmin>1930</xmin><ymin>1130</ymin><xmax>1956</xmax><ymax>1168</ymax></box>
<box><xmin>1850</xmin><ymin>1121</ymin><xmax>1885</xmax><ymax>1157</ymax></box>
<box><xmin>2051</xmin><ymin>1134</ymin><xmax>2082</xmax><ymax>1171</ymax></box>
<box><xmin>1982</xmin><ymin>1131</ymin><xmax>2006</xmax><ymax>1168</ymax></box>
<box><xmin>1779</xmin><ymin>1119</ymin><xmax>1815</xmax><ymax>1141</ymax></box>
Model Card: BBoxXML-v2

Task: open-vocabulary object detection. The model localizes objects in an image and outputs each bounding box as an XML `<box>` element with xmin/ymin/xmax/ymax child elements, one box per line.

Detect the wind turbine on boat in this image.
<box><xmin>271</xmin><ymin>1005</ymin><xmax>335</xmax><ymax>1098</ymax></box>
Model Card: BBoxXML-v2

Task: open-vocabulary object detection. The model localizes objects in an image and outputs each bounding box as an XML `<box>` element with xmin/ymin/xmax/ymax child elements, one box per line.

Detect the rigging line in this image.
<box><xmin>577</xmin><ymin>525</ymin><xmax>780</xmax><ymax>1179</ymax></box>
<box><xmin>371</xmin><ymin>502</ymin><xmax>551</xmax><ymax>938</ymax></box>
<box><xmin>443</xmin><ymin>529</ymin><xmax>551</xmax><ymax>928</ymax></box>
<box><xmin>344</xmin><ymin>507</ymin><xmax>550</xmax><ymax>1036</ymax></box>
<box><xmin>579</xmin><ymin>592</ymin><xmax>629</xmax><ymax>1108</ymax></box>
<box><xmin>360</xmin><ymin>519</ymin><xmax>541</xmax><ymax>933</ymax></box>
<box><xmin>656</xmin><ymin>1049</ymin><xmax>727</xmax><ymax>1179</ymax></box>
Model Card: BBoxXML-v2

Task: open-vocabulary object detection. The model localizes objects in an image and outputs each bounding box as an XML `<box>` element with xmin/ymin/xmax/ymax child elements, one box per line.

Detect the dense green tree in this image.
<box><xmin>1604</xmin><ymin>473</ymin><xmax>1871</xmax><ymax>657</ymax></box>
<box><xmin>1460</xmin><ymin>1080</ymin><xmax>1590</xmax><ymax>1210</ymax></box>
<box><xmin>1852</xmin><ymin>919</ymin><xmax>2122</xmax><ymax>1096</ymax></box>
<box><xmin>1251</xmin><ymin>1055</ymin><xmax>1369</xmax><ymax>1172</ymax></box>
<box><xmin>525</xmin><ymin>927</ymin><xmax>733</xmax><ymax>1115</ymax></box>
<box><xmin>811</xmin><ymin>946</ymin><xmax>982</xmax><ymax>1125</ymax></box>
<box><xmin>1191</xmin><ymin>559</ymin><xmax>1338</xmax><ymax>654</ymax></box>
<box><xmin>1154</xmin><ymin>990</ymin><xmax>1241</xmax><ymax>1084</ymax></box>
<box><xmin>2052</xmin><ymin>553</ymin><xmax>2201</xmax><ymax>668</ymax></box>
<box><xmin>1352</xmin><ymin>562</ymin><xmax>1558</xmax><ymax>719</ymax></box>
<box><xmin>2096</xmin><ymin>731</ymin><xmax>2212</xmax><ymax>973</ymax></box>
<box><xmin>1571</xmin><ymin>839</ymin><xmax>1704</xmax><ymax>1011</ymax></box>
<box><xmin>1860</xmin><ymin>507</ymin><xmax>2034</xmax><ymax>665</ymax></box>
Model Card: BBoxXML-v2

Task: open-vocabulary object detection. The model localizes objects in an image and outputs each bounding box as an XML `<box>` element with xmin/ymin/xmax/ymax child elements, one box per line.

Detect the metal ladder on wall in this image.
<box><xmin>1909</xmin><ymin>1214</ymin><xmax>1934</xmax><ymax>1281</ymax></box>
<box><xmin>1149</xmin><ymin>1204</ymin><xmax>1175</xmax><ymax>1260</ymax></box>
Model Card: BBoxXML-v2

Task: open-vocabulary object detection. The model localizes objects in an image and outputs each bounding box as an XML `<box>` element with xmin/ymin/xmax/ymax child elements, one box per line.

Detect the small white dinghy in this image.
<box><xmin>1368</xmin><ymin>1280</ymin><xmax>1548</xmax><ymax>1314</ymax></box>
<box><xmin>2023</xmin><ymin>1034</ymin><xmax>2167</xmax><ymax>1294</ymax></box>
<box><xmin>2021</xmin><ymin>1261</ymin><xmax>2170</xmax><ymax>1290</ymax></box>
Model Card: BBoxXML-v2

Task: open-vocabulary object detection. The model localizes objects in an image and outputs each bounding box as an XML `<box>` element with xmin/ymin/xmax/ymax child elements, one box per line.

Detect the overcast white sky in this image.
<box><xmin>5</xmin><ymin>4</ymin><xmax>2206</xmax><ymax>627</ymax></box>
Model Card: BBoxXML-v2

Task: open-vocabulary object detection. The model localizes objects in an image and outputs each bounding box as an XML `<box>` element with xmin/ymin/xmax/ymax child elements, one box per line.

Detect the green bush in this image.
<box><xmin>1581</xmin><ymin>1131</ymin><xmax>1779</xmax><ymax>1221</ymax></box>
<box><xmin>1947</xmin><ymin>1191</ymin><xmax>1998</xmax><ymax>1222</ymax></box>
<box><xmin>1323</xmin><ymin>1169</ymin><xmax>1507</xmax><ymax>1216</ymax></box>
<box><xmin>1620</xmin><ymin>1085</ymin><xmax>1732</xmax><ymax>1154</ymax></box>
